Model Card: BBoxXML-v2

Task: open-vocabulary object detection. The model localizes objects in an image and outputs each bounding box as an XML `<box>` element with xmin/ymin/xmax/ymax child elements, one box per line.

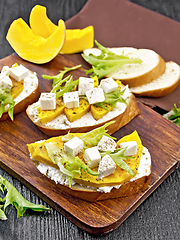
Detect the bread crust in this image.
<box><xmin>26</xmin><ymin>94</ymin><xmax>140</xmax><ymax>136</ymax></box>
<box><xmin>130</xmin><ymin>61</ymin><xmax>180</xmax><ymax>97</ymax></box>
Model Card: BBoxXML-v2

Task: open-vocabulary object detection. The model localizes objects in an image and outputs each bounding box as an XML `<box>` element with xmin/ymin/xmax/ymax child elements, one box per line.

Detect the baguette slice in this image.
<box><xmin>34</xmin><ymin>146</ymin><xmax>151</xmax><ymax>202</ymax></box>
<box><xmin>83</xmin><ymin>48</ymin><xmax>166</xmax><ymax>88</ymax></box>
<box><xmin>0</xmin><ymin>67</ymin><xmax>39</xmax><ymax>121</ymax></box>
<box><xmin>26</xmin><ymin>91</ymin><xmax>140</xmax><ymax>136</ymax></box>
<box><xmin>130</xmin><ymin>61</ymin><xmax>180</xmax><ymax>97</ymax></box>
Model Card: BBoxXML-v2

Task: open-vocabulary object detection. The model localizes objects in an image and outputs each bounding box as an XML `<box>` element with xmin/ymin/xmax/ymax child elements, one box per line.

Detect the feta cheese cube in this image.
<box><xmin>9</xmin><ymin>65</ymin><xmax>29</xmax><ymax>82</ymax></box>
<box><xmin>97</xmin><ymin>135</ymin><xmax>117</xmax><ymax>152</ymax></box>
<box><xmin>63</xmin><ymin>91</ymin><xmax>79</xmax><ymax>108</ymax></box>
<box><xmin>83</xmin><ymin>146</ymin><xmax>101</xmax><ymax>168</ymax></box>
<box><xmin>39</xmin><ymin>92</ymin><xmax>56</xmax><ymax>110</ymax></box>
<box><xmin>64</xmin><ymin>137</ymin><xmax>84</xmax><ymax>156</ymax></box>
<box><xmin>97</xmin><ymin>155</ymin><xmax>116</xmax><ymax>180</ymax></box>
<box><xmin>86</xmin><ymin>87</ymin><xmax>105</xmax><ymax>105</ymax></box>
<box><xmin>119</xmin><ymin>141</ymin><xmax>137</xmax><ymax>156</ymax></box>
<box><xmin>78</xmin><ymin>77</ymin><xmax>94</xmax><ymax>95</ymax></box>
<box><xmin>0</xmin><ymin>66</ymin><xmax>9</xmax><ymax>81</ymax></box>
<box><xmin>99</xmin><ymin>77</ymin><xmax>118</xmax><ymax>93</ymax></box>
<box><xmin>0</xmin><ymin>76</ymin><xmax>13</xmax><ymax>90</ymax></box>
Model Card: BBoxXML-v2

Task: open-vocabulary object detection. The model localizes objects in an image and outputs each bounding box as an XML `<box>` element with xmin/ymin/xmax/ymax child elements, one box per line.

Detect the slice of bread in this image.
<box><xmin>83</xmin><ymin>48</ymin><xmax>166</xmax><ymax>88</ymax></box>
<box><xmin>26</xmin><ymin>91</ymin><xmax>140</xmax><ymax>136</ymax></box>
<box><xmin>34</xmin><ymin>146</ymin><xmax>151</xmax><ymax>202</ymax></box>
<box><xmin>130</xmin><ymin>61</ymin><xmax>180</xmax><ymax>97</ymax></box>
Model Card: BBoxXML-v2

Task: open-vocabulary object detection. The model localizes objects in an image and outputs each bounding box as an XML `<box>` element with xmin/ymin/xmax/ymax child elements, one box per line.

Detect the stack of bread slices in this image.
<box><xmin>83</xmin><ymin>47</ymin><xmax>180</xmax><ymax>97</ymax></box>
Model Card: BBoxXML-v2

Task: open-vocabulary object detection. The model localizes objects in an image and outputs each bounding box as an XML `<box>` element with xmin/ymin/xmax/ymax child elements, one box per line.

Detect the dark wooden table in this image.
<box><xmin>0</xmin><ymin>1</ymin><xmax>180</xmax><ymax>239</ymax></box>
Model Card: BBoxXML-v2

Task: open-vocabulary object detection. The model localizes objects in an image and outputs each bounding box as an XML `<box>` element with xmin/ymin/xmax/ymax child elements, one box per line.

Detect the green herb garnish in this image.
<box><xmin>0</xmin><ymin>175</ymin><xmax>51</xmax><ymax>220</ymax></box>
<box><xmin>61</xmin><ymin>121</ymin><xmax>116</xmax><ymax>148</ymax></box>
<box><xmin>0</xmin><ymin>88</ymin><xmax>15</xmax><ymax>120</ymax></box>
<box><xmin>163</xmin><ymin>103</ymin><xmax>180</xmax><ymax>126</ymax></box>
<box><xmin>43</xmin><ymin>64</ymin><xmax>81</xmax><ymax>87</ymax></box>
<box><xmin>81</xmin><ymin>40</ymin><xmax>142</xmax><ymax>78</ymax></box>
<box><xmin>95</xmin><ymin>88</ymin><xmax>127</xmax><ymax>110</ymax></box>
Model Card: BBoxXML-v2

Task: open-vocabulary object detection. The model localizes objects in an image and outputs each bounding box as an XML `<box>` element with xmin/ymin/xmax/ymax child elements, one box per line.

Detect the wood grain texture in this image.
<box><xmin>0</xmin><ymin>54</ymin><xmax>179</xmax><ymax>235</ymax></box>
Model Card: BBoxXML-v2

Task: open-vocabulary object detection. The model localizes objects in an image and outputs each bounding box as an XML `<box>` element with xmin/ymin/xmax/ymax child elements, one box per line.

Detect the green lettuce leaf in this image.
<box><xmin>0</xmin><ymin>88</ymin><xmax>15</xmax><ymax>120</ymax></box>
<box><xmin>61</xmin><ymin>121</ymin><xmax>116</xmax><ymax>148</ymax></box>
<box><xmin>163</xmin><ymin>103</ymin><xmax>180</xmax><ymax>126</ymax></box>
<box><xmin>100</xmin><ymin>148</ymin><xmax>135</xmax><ymax>176</ymax></box>
<box><xmin>81</xmin><ymin>40</ymin><xmax>142</xmax><ymax>78</ymax></box>
<box><xmin>45</xmin><ymin>142</ymin><xmax>99</xmax><ymax>187</ymax></box>
<box><xmin>0</xmin><ymin>175</ymin><xmax>51</xmax><ymax>220</ymax></box>
<box><xmin>43</xmin><ymin>65</ymin><xmax>81</xmax><ymax>87</ymax></box>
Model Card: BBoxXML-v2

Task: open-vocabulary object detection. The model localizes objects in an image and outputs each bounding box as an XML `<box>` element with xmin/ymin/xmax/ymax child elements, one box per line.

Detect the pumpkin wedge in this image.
<box><xmin>29</xmin><ymin>5</ymin><xmax>94</xmax><ymax>54</ymax></box>
<box><xmin>6</xmin><ymin>18</ymin><xmax>66</xmax><ymax>64</ymax></box>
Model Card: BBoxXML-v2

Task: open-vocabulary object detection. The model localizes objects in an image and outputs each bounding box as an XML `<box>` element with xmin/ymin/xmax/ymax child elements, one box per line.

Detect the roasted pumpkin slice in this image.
<box><xmin>64</xmin><ymin>98</ymin><xmax>90</xmax><ymax>122</ymax></box>
<box><xmin>91</xmin><ymin>103</ymin><xmax>113</xmax><ymax>120</ymax></box>
<box><xmin>6</xmin><ymin>18</ymin><xmax>65</xmax><ymax>64</ymax></box>
<box><xmin>37</xmin><ymin>98</ymin><xmax>65</xmax><ymax>124</ymax></box>
<box><xmin>11</xmin><ymin>78</ymin><xmax>24</xmax><ymax>99</ymax></box>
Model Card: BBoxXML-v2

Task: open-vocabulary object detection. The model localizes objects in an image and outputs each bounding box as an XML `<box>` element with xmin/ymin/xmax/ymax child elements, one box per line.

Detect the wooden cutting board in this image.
<box><xmin>0</xmin><ymin>53</ymin><xmax>179</xmax><ymax>235</ymax></box>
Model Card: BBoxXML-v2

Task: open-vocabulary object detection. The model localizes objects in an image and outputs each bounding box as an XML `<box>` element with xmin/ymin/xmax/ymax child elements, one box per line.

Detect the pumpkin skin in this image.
<box><xmin>6</xmin><ymin>18</ymin><xmax>66</xmax><ymax>64</ymax></box>
<box><xmin>29</xmin><ymin>5</ymin><xmax>94</xmax><ymax>54</ymax></box>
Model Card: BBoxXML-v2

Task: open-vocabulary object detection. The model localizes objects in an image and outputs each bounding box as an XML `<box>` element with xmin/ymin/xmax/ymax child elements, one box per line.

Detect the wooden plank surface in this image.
<box><xmin>0</xmin><ymin>53</ymin><xmax>179</xmax><ymax>235</ymax></box>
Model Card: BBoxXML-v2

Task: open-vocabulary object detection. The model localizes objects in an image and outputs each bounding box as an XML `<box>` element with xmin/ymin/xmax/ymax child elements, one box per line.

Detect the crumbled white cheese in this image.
<box><xmin>78</xmin><ymin>77</ymin><xmax>94</xmax><ymax>95</ymax></box>
<box><xmin>63</xmin><ymin>91</ymin><xmax>79</xmax><ymax>108</ymax></box>
<box><xmin>119</xmin><ymin>141</ymin><xmax>137</xmax><ymax>156</ymax></box>
<box><xmin>83</xmin><ymin>146</ymin><xmax>101</xmax><ymax>168</ymax></box>
<box><xmin>37</xmin><ymin>162</ymin><xmax>75</xmax><ymax>186</ymax></box>
<box><xmin>97</xmin><ymin>135</ymin><xmax>117</xmax><ymax>152</ymax></box>
<box><xmin>9</xmin><ymin>64</ymin><xmax>29</xmax><ymax>81</ymax></box>
<box><xmin>97</xmin><ymin>155</ymin><xmax>116</xmax><ymax>180</ymax></box>
<box><xmin>0</xmin><ymin>76</ymin><xmax>13</xmax><ymax>90</ymax></box>
<box><xmin>99</xmin><ymin>77</ymin><xmax>118</xmax><ymax>93</ymax></box>
<box><xmin>86</xmin><ymin>87</ymin><xmax>105</xmax><ymax>104</ymax></box>
<box><xmin>39</xmin><ymin>92</ymin><xmax>56</xmax><ymax>110</ymax></box>
<box><xmin>64</xmin><ymin>137</ymin><xmax>84</xmax><ymax>156</ymax></box>
<box><xmin>0</xmin><ymin>66</ymin><xmax>9</xmax><ymax>80</ymax></box>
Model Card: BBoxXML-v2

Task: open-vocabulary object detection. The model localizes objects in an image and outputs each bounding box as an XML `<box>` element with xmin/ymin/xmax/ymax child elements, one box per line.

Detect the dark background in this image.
<box><xmin>0</xmin><ymin>1</ymin><xmax>180</xmax><ymax>239</ymax></box>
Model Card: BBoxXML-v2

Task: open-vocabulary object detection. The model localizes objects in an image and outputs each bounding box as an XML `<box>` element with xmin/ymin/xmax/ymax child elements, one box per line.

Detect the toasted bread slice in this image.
<box><xmin>130</xmin><ymin>61</ymin><xmax>180</xmax><ymax>97</ymax></box>
<box><xmin>0</xmin><ymin>66</ymin><xmax>39</xmax><ymax>121</ymax></box>
<box><xmin>26</xmin><ymin>89</ymin><xmax>140</xmax><ymax>136</ymax></box>
<box><xmin>34</xmin><ymin>146</ymin><xmax>151</xmax><ymax>202</ymax></box>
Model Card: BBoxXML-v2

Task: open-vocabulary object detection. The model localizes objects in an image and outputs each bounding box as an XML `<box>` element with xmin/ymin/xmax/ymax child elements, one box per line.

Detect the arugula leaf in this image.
<box><xmin>95</xmin><ymin>88</ymin><xmax>127</xmax><ymax>110</ymax></box>
<box><xmin>45</xmin><ymin>143</ymin><xmax>99</xmax><ymax>187</ymax></box>
<box><xmin>0</xmin><ymin>175</ymin><xmax>51</xmax><ymax>220</ymax></box>
<box><xmin>61</xmin><ymin>121</ymin><xmax>116</xmax><ymax>148</ymax></box>
<box><xmin>0</xmin><ymin>208</ymin><xmax>7</xmax><ymax>220</ymax></box>
<box><xmin>43</xmin><ymin>65</ymin><xmax>81</xmax><ymax>87</ymax></box>
<box><xmin>81</xmin><ymin>40</ymin><xmax>142</xmax><ymax>78</ymax></box>
<box><xmin>0</xmin><ymin>88</ymin><xmax>15</xmax><ymax>120</ymax></box>
<box><xmin>100</xmin><ymin>148</ymin><xmax>135</xmax><ymax>176</ymax></box>
<box><xmin>163</xmin><ymin>103</ymin><xmax>180</xmax><ymax>126</ymax></box>
<box><xmin>51</xmin><ymin>76</ymin><xmax>79</xmax><ymax>99</ymax></box>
